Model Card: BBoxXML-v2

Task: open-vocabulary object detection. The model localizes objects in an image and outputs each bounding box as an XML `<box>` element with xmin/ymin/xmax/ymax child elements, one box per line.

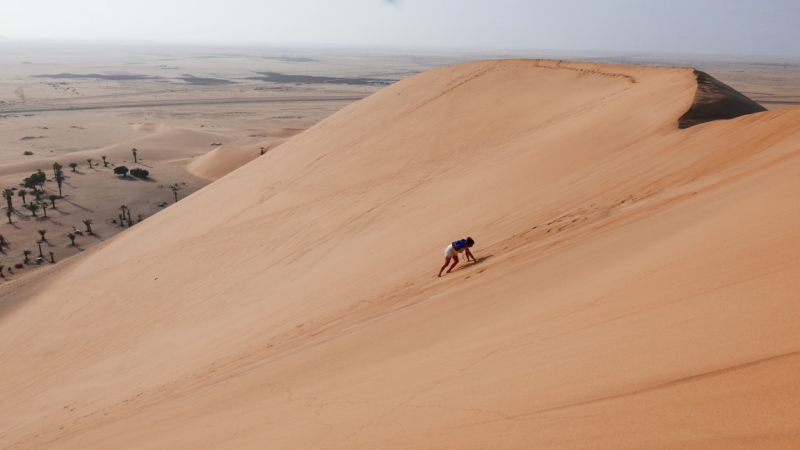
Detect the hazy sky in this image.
<box><xmin>2</xmin><ymin>0</ymin><xmax>799</xmax><ymax>56</ymax></box>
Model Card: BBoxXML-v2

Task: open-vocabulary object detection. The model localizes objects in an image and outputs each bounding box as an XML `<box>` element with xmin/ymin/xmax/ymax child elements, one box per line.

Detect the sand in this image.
<box><xmin>2</xmin><ymin>58</ymin><xmax>800</xmax><ymax>449</ymax></box>
<box><xmin>187</xmin><ymin>130</ymin><xmax>303</xmax><ymax>181</ymax></box>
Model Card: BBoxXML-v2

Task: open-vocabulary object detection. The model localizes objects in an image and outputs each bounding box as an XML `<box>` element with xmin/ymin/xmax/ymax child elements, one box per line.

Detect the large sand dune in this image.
<box><xmin>2</xmin><ymin>59</ymin><xmax>800</xmax><ymax>449</ymax></box>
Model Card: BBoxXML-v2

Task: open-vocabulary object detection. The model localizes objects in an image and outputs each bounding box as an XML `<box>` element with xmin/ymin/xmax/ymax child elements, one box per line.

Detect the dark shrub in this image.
<box><xmin>114</xmin><ymin>166</ymin><xmax>129</xmax><ymax>176</ymax></box>
<box><xmin>130</xmin><ymin>168</ymin><xmax>149</xmax><ymax>179</ymax></box>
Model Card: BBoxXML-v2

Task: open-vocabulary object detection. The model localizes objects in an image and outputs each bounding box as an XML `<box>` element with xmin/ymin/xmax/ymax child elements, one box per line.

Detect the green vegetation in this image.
<box><xmin>17</xmin><ymin>189</ymin><xmax>27</xmax><ymax>204</ymax></box>
<box><xmin>69</xmin><ymin>162</ymin><xmax>78</xmax><ymax>172</ymax></box>
<box><xmin>52</xmin><ymin>162</ymin><xmax>62</xmax><ymax>177</ymax></box>
<box><xmin>102</xmin><ymin>156</ymin><xmax>108</xmax><ymax>167</ymax></box>
<box><xmin>130</xmin><ymin>168</ymin><xmax>149</xmax><ymax>179</ymax></box>
<box><xmin>55</xmin><ymin>170</ymin><xmax>64</xmax><ymax>196</ymax></box>
<box><xmin>171</xmin><ymin>184</ymin><xmax>180</xmax><ymax>202</ymax></box>
<box><xmin>38</xmin><ymin>229</ymin><xmax>47</xmax><ymax>240</ymax></box>
<box><xmin>2</xmin><ymin>188</ymin><xmax>13</xmax><ymax>210</ymax></box>
<box><xmin>132</xmin><ymin>148</ymin><xmax>138</xmax><ymax>163</ymax></box>
<box><xmin>83</xmin><ymin>219</ymin><xmax>93</xmax><ymax>234</ymax></box>
<box><xmin>23</xmin><ymin>170</ymin><xmax>46</xmax><ymax>191</ymax></box>
<box><xmin>114</xmin><ymin>166</ymin><xmax>129</xmax><ymax>177</ymax></box>
<box><xmin>26</xmin><ymin>202</ymin><xmax>39</xmax><ymax>217</ymax></box>
<box><xmin>68</xmin><ymin>233</ymin><xmax>76</xmax><ymax>246</ymax></box>
<box><xmin>23</xmin><ymin>250</ymin><xmax>31</xmax><ymax>263</ymax></box>
<box><xmin>48</xmin><ymin>194</ymin><xmax>59</xmax><ymax>208</ymax></box>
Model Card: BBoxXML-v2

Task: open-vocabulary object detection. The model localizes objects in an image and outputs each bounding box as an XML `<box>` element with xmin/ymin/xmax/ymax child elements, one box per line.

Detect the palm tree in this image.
<box><xmin>38</xmin><ymin>229</ymin><xmax>47</xmax><ymax>240</ymax></box>
<box><xmin>48</xmin><ymin>194</ymin><xmax>58</xmax><ymax>208</ymax></box>
<box><xmin>2</xmin><ymin>188</ymin><xmax>14</xmax><ymax>211</ymax></box>
<box><xmin>102</xmin><ymin>156</ymin><xmax>108</xmax><ymax>167</ymax></box>
<box><xmin>83</xmin><ymin>219</ymin><xmax>93</xmax><ymax>235</ymax></box>
<box><xmin>68</xmin><ymin>233</ymin><xmax>76</xmax><ymax>246</ymax></box>
<box><xmin>17</xmin><ymin>189</ymin><xmax>27</xmax><ymax>204</ymax></box>
<box><xmin>36</xmin><ymin>240</ymin><xmax>44</xmax><ymax>258</ymax></box>
<box><xmin>26</xmin><ymin>202</ymin><xmax>39</xmax><ymax>217</ymax></box>
<box><xmin>132</xmin><ymin>148</ymin><xmax>138</xmax><ymax>163</ymax></box>
<box><xmin>55</xmin><ymin>170</ymin><xmax>64</xmax><ymax>196</ymax></box>
<box><xmin>52</xmin><ymin>162</ymin><xmax>62</xmax><ymax>177</ymax></box>
<box><xmin>171</xmin><ymin>184</ymin><xmax>179</xmax><ymax>203</ymax></box>
<box><xmin>49</xmin><ymin>252</ymin><xmax>55</xmax><ymax>263</ymax></box>
<box><xmin>119</xmin><ymin>205</ymin><xmax>128</xmax><ymax>220</ymax></box>
<box><xmin>40</xmin><ymin>202</ymin><xmax>48</xmax><ymax>218</ymax></box>
<box><xmin>69</xmin><ymin>162</ymin><xmax>78</xmax><ymax>172</ymax></box>
<box><xmin>23</xmin><ymin>250</ymin><xmax>32</xmax><ymax>263</ymax></box>
<box><xmin>5</xmin><ymin>211</ymin><xmax>11</xmax><ymax>224</ymax></box>
<box><xmin>87</xmin><ymin>158</ymin><xmax>93</xmax><ymax>168</ymax></box>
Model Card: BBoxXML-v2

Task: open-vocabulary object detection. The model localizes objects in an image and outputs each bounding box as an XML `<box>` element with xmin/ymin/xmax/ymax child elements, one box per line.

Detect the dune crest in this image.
<box><xmin>678</xmin><ymin>70</ymin><xmax>767</xmax><ymax>128</ymax></box>
<box><xmin>2</xmin><ymin>60</ymin><xmax>800</xmax><ymax>449</ymax></box>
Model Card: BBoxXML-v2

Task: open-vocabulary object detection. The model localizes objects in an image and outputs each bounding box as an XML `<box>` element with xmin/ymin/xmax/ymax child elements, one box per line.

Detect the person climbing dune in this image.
<box><xmin>438</xmin><ymin>237</ymin><xmax>475</xmax><ymax>277</ymax></box>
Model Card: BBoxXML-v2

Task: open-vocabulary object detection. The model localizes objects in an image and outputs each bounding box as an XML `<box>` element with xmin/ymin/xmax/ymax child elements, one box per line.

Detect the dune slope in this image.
<box><xmin>2</xmin><ymin>59</ymin><xmax>800</xmax><ymax>449</ymax></box>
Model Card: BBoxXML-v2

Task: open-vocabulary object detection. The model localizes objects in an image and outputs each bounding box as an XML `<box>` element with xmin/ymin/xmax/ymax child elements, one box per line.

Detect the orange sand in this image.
<box><xmin>2</xmin><ymin>60</ymin><xmax>800</xmax><ymax>449</ymax></box>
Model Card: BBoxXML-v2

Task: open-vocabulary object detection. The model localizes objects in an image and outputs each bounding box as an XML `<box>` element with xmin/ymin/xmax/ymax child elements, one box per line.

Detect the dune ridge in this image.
<box><xmin>2</xmin><ymin>59</ymin><xmax>799</xmax><ymax>449</ymax></box>
<box><xmin>678</xmin><ymin>70</ymin><xmax>767</xmax><ymax>128</ymax></box>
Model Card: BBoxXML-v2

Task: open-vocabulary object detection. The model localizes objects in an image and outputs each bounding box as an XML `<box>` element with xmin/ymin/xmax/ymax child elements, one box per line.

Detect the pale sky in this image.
<box><xmin>2</xmin><ymin>0</ymin><xmax>799</xmax><ymax>56</ymax></box>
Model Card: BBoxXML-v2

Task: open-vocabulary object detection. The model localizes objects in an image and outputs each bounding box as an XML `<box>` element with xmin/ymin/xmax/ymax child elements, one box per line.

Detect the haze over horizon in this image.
<box><xmin>2</xmin><ymin>0</ymin><xmax>800</xmax><ymax>57</ymax></box>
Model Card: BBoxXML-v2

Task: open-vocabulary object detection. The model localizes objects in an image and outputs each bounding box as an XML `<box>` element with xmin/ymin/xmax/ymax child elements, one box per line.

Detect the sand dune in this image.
<box><xmin>2</xmin><ymin>59</ymin><xmax>800</xmax><ymax>449</ymax></box>
<box><xmin>187</xmin><ymin>138</ymin><xmax>290</xmax><ymax>181</ymax></box>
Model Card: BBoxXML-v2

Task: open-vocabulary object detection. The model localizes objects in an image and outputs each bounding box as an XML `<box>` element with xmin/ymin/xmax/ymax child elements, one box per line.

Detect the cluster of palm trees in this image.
<box><xmin>2</xmin><ymin>151</ymin><xmax>150</xmax><ymax>274</ymax></box>
<box><xmin>3</xmin><ymin>190</ymin><xmax>63</xmax><ymax>219</ymax></box>
<box><xmin>15</xmin><ymin>220</ymin><xmax>93</xmax><ymax>266</ymax></box>
<box><xmin>1</xmin><ymin>163</ymin><xmax>98</xmax><ymax>271</ymax></box>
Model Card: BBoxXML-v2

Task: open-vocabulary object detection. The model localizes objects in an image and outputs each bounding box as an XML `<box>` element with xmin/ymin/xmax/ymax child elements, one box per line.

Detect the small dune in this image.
<box><xmin>187</xmin><ymin>138</ymin><xmax>289</xmax><ymax>180</ymax></box>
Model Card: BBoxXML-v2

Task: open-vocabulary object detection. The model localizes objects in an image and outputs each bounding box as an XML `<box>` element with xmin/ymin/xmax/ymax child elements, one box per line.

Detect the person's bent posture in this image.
<box><xmin>439</xmin><ymin>237</ymin><xmax>475</xmax><ymax>277</ymax></box>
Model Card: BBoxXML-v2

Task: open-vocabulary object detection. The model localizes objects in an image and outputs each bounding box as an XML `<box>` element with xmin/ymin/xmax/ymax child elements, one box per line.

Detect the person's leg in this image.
<box><xmin>446</xmin><ymin>255</ymin><xmax>459</xmax><ymax>273</ymax></box>
<box><xmin>439</xmin><ymin>257</ymin><xmax>452</xmax><ymax>277</ymax></box>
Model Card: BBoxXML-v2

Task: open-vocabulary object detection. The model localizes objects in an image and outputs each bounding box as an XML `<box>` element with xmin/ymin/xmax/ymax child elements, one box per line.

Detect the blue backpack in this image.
<box><xmin>452</xmin><ymin>239</ymin><xmax>468</xmax><ymax>251</ymax></box>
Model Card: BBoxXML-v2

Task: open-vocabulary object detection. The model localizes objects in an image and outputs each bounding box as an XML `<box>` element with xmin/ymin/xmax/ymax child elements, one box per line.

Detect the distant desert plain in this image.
<box><xmin>1</xmin><ymin>42</ymin><xmax>800</xmax><ymax>449</ymax></box>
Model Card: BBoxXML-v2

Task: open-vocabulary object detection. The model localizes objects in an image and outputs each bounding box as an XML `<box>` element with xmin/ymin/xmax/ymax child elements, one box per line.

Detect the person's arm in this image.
<box><xmin>465</xmin><ymin>247</ymin><xmax>475</xmax><ymax>262</ymax></box>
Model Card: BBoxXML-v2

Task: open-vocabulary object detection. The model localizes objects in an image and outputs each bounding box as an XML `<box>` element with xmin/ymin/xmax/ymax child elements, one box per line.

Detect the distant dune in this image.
<box><xmin>2</xmin><ymin>59</ymin><xmax>800</xmax><ymax>449</ymax></box>
<box><xmin>187</xmin><ymin>138</ymin><xmax>290</xmax><ymax>180</ymax></box>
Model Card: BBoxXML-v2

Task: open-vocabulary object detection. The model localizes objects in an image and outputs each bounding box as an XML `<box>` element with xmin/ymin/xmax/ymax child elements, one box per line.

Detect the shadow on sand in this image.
<box><xmin>61</xmin><ymin>198</ymin><xmax>94</xmax><ymax>213</ymax></box>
